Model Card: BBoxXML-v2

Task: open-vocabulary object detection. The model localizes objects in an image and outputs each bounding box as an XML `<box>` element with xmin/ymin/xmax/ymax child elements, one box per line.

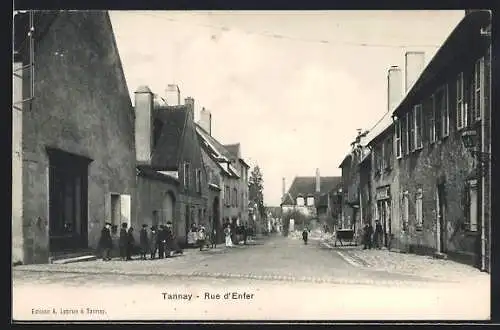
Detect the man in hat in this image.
<box><xmin>157</xmin><ymin>225</ymin><xmax>166</xmax><ymax>259</ymax></box>
<box><xmin>149</xmin><ymin>226</ymin><xmax>158</xmax><ymax>259</ymax></box>
<box><xmin>139</xmin><ymin>224</ymin><xmax>149</xmax><ymax>260</ymax></box>
<box><xmin>374</xmin><ymin>220</ymin><xmax>383</xmax><ymax>249</ymax></box>
<box><xmin>119</xmin><ymin>222</ymin><xmax>128</xmax><ymax>261</ymax></box>
<box><xmin>98</xmin><ymin>222</ymin><xmax>113</xmax><ymax>261</ymax></box>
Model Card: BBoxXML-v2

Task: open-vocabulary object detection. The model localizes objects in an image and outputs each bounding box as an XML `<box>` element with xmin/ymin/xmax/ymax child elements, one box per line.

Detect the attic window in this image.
<box><xmin>306</xmin><ymin>196</ymin><xmax>315</xmax><ymax>206</ymax></box>
<box><xmin>296</xmin><ymin>197</ymin><xmax>305</xmax><ymax>206</ymax></box>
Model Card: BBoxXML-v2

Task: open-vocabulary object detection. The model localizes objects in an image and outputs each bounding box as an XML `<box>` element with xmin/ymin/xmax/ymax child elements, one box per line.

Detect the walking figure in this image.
<box><xmin>98</xmin><ymin>222</ymin><xmax>113</xmax><ymax>261</ymax></box>
<box><xmin>224</xmin><ymin>225</ymin><xmax>233</xmax><ymax>247</ymax></box>
<box><xmin>139</xmin><ymin>224</ymin><xmax>149</xmax><ymax>260</ymax></box>
<box><xmin>119</xmin><ymin>222</ymin><xmax>128</xmax><ymax>261</ymax></box>
<box><xmin>197</xmin><ymin>225</ymin><xmax>207</xmax><ymax>251</ymax></box>
<box><xmin>158</xmin><ymin>225</ymin><xmax>166</xmax><ymax>259</ymax></box>
<box><xmin>211</xmin><ymin>227</ymin><xmax>217</xmax><ymax>248</ymax></box>
<box><xmin>302</xmin><ymin>227</ymin><xmax>309</xmax><ymax>245</ymax></box>
<box><xmin>363</xmin><ymin>222</ymin><xmax>374</xmax><ymax>250</ymax></box>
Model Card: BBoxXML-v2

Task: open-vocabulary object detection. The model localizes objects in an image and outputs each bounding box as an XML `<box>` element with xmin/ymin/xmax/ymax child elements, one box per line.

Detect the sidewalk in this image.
<box><xmin>335</xmin><ymin>245</ymin><xmax>489</xmax><ymax>283</ymax></box>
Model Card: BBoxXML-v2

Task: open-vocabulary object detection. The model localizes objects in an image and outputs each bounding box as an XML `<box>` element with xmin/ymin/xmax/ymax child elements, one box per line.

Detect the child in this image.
<box><xmin>139</xmin><ymin>224</ymin><xmax>149</xmax><ymax>260</ymax></box>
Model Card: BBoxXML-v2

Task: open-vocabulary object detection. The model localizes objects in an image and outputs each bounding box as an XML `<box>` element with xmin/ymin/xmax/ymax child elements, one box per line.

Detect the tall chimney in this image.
<box><xmin>134</xmin><ymin>85</ymin><xmax>154</xmax><ymax>164</ymax></box>
<box><xmin>184</xmin><ymin>97</ymin><xmax>195</xmax><ymax>116</ymax></box>
<box><xmin>282</xmin><ymin>177</ymin><xmax>286</xmax><ymax>197</ymax></box>
<box><xmin>387</xmin><ymin>65</ymin><xmax>403</xmax><ymax>112</ymax></box>
<box><xmin>198</xmin><ymin>107</ymin><xmax>212</xmax><ymax>135</ymax></box>
<box><xmin>315</xmin><ymin>168</ymin><xmax>320</xmax><ymax>193</ymax></box>
<box><xmin>165</xmin><ymin>84</ymin><xmax>181</xmax><ymax>105</ymax></box>
<box><xmin>405</xmin><ymin>51</ymin><xmax>425</xmax><ymax>92</ymax></box>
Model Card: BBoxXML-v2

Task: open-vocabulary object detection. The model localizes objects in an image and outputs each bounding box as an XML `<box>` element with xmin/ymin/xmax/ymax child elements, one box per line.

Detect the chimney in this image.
<box><xmin>315</xmin><ymin>168</ymin><xmax>320</xmax><ymax>193</ymax></box>
<box><xmin>198</xmin><ymin>107</ymin><xmax>212</xmax><ymax>135</ymax></box>
<box><xmin>134</xmin><ymin>85</ymin><xmax>154</xmax><ymax>164</ymax></box>
<box><xmin>404</xmin><ymin>51</ymin><xmax>425</xmax><ymax>92</ymax></box>
<box><xmin>387</xmin><ymin>65</ymin><xmax>403</xmax><ymax>113</ymax></box>
<box><xmin>282</xmin><ymin>177</ymin><xmax>286</xmax><ymax>197</ymax></box>
<box><xmin>165</xmin><ymin>84</ymin><xmax>181</xmax><ymax>105</ymax></box>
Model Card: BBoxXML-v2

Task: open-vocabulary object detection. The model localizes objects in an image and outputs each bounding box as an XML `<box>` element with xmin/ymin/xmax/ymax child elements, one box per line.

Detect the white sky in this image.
<box><xmin>109</xmin><ymin>10</ymin><xmax>465</xmax><ymax>206</ymax></box>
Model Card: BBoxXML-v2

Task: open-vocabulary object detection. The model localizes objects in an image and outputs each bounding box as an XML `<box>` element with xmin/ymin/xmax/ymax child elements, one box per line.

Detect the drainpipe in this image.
<box><xmin>480</xmin><ymin>53</ymin><xmax>488</xmax><ymax>272</ymax></box>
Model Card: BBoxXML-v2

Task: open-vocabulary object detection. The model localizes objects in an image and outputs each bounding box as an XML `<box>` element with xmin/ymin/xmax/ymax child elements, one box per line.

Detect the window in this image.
<box><xmin>471</xmin><ymin>58</ymin><xmax>484</xmax><ymax>121</ymax></box>
<box><xmin>442</xmin><ymin>85</ymin><xmax>450</xmax><ymax>136</ymax></box>
<box><xmin>402</xmin><ymin>112</ymin><xmax>409</xmax><ymax>155</ymax></box>
<box><xmin>415</xmin><ymin>188</ymin><xmax>423</xmax><ymax>229</ymax></box>
<box><xmin>195</xmin><ymin>169</ymin><xmax>201</xmax><ymax>193</ymax></box>
<box><xmin>434</xmin><ymin>86</ymin><xmax>448</xmax><ymax>140</ymax></box>
<box><xmin>395</xmin><ymin>119</ymin><xmax>402</xmax><ymax>158</ymax></box>
<box><xmin>402</xmin><ymin>192</ymin><xmax>409</xmax><ymax>231</ymax></box>
<box><xmin>307</xmin><ymin>196</ymin><xmax>315</xmax><ymax>206</ymax></box>
<box><xmin>233</xmin><ymin>188</ymin><xmax>238</xmax><ymax>207</ymax></box>
<box><xmin>413</xmin><ymin>104</ymin><xmax>423</xmax><ymax>149</ymax></box>
<box><xmin>224</xmin><ymin>186</ymin><xmax>230</xmax><ymax>206</ymax></box>
<box><xmin>183</xmin><ymin>162</ymin><xmax>190</xmax><ymax>188</ymax></box>
<box><xmin>384</xmin><ymin>136</ymin><xmax>393</xmax><ymax>169</ymax></box>
<box><xmin>408</xmin><ymin>111</ymin><xmax>415</xmax><ymax>152</ymax></box>
<box><xmin>374</xmin><ymin>146</ymin><xmax>382</xmax><ymax>174</ymax></box>
<box><xmin>429</xmin><ymin>96</ymin><xmax>436</xmax><ymax>143</ymax></box>
<box><xmin>456</xmin><ymin>72</ymin><xmax>466</xmax><ymax>129</ymax></box>
<box><xmin>296</xmin><ymin>197</ymin><xmax>305</xmax><ymax>206</ymax></box>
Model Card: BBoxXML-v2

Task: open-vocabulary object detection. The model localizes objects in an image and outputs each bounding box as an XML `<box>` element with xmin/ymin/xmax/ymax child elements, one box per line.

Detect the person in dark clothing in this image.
<box><xmin>99</xmin><ymin>222</ymin><xmax>113</xmax><ymax>261</ymax></box>
<box><xmin>302</xmin><ymin>228</ymin><xmax>309</xmax><ymax>245</ymax></box>
<box><xmin>165</xmin><ymin>223</ymin><xmax>174</xmax><ymax>258</ymax></box>
<box><xmin>126</xmin><ymin>227</ymin><xmax>135</xmax><ymax>261</ymax></box>
<box><xmin>119</xmin><ymin>223</ymin><xmax>128</xmax><ymax>261</ymax></box>
<box><xmin>157</xmin><ymin>225</ymin><xmax>166</xmax><ymax>259</ymax></box>
<box><xmin>211</xmin><ymin>227</ymin><xmax>217</xmax><ymax>248</ymax></box>
<box><xmin>139</xmin><ymin>224</ymin><xmax>149</xmax><ymax>260</ymax></box>
<box><xmin>374</xmin><ymin>220</ymin><xmax>383</xmax><ymax>249</ymax></box>
<box><xmin>243</xmin><ymin>223</ymin><xmax>248</xmax><ymax>245</ymax></box>
<box><xmin>149</xmin><ymin>226</ymin><xmax>158</xmax><ymax>259</ymax></box>
<box><xmin>363</xmin><ymin>223</ymin><xmax>374</xmax><ymax>250</ymax></box>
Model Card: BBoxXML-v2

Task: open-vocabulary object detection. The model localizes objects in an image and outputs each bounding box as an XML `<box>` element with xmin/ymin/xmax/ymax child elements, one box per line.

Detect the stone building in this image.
<box><xmin>12</xmin><ymin>11</ymin><xmax>136</xmax><ymax>264</ymax></box>
<box><xmin>134</xmin><ymin>84</ymin><xmax>209</xmax><ymax>246</ymax></box>
<box><xmin>391</xmin><ymin>11</ymin><xmax>491</xmax><ymax>270</ymax></box>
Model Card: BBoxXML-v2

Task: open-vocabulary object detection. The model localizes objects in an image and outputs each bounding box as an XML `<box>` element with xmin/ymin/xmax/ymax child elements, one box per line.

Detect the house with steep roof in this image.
<box><xmin>280</xmin><ymin>169</ymin><xmax>341</xmax><ymax>230</ymax></box>
<box><xmin>196</xmin><ymin>108</ymin><xmax>250</xmax><ymax>233</ymax></box>
<box><xmin>134</xmin><ymin>85</ymin><xmax>209</xmax><ymax>246</ymax></box>
<box><xmin>12</xmin><ymin>11</ymin><xmax>137</xmax><ymax>264</ymax></box>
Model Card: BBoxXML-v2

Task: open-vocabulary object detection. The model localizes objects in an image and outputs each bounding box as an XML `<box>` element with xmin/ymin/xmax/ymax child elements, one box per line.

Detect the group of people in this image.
<box><xmin>98</xmin><ymin>221</ymin><xmax>182</xmax><ymax>261</ymax></box>
<box><xmin>362</xmin><ymin>220</ymin><xmax>384</xmax><ymax>250</ymax></box>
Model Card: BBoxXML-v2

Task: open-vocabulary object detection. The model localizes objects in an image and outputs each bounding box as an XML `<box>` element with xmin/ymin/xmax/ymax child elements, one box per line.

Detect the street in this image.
<box><xmin>13</xmin><ymin>235</ymin><xmax>490</xmax><ymax>321</ymax></box>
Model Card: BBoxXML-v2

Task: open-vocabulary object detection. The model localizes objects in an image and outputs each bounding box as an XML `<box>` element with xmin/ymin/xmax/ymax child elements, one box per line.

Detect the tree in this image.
<box><xmin>249</xmin><ymin>165</ymin><xmax>264</xmax><ymax>212</ymax></box>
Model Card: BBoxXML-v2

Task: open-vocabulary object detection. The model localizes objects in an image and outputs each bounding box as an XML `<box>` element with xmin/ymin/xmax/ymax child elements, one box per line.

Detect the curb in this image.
<box><xmin>13</xmin><ymin>268</ymin><xmax>430</xmax><ymax>287</ymax></box>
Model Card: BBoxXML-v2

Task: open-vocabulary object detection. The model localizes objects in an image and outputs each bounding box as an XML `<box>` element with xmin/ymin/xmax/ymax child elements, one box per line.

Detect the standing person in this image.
<box><xmin>119</xmin><ymin>223</ymin><xmax>128</xmax><ymax>261</ymax></box>
<box><xmin>363</xmin><ymin>222</ymin><xmax>374</xmax><ymax>250</ymax></box>
<box><xmin>157</xmin><ymin>225</ymin><xmax>166</xmax><ymax>259</ymax></box>
<box><xmin>165</xmin><ymin>222</ymin><xmax>174</xmax><ymax>258</ymax></box>
<box><xmin>243</xmin><ymin>223</ymin><xmax>248</xmax><ymax>245</ymax></box>
<box><xmin>197</xmin><ymin>225</ymin><xmax>207</xmax><ymax>251</ymax></box>
<box><xmin>374</xmin><ymin>220</ymin><xmax>383</xmax><ymax>249</ymax></box>
<box><xmin>126</xmin><ymin>227</ymin><xmax>135</xmax><ymax>261</ymax></box>
<box><xmin>149</xmin><ymin>226</ymin><xmax>158</xmax><ymax>259</ymax></box>
<box><xmin>211</xmin><ymin>226</ymin><xmax>217</xmax><ymax>249</ymax></box>
<box><xmin>98</xmin><ymin>222</ymin><xmax>113</xmax><ymax>261</ymax></box>
<box><xmin>139</xmin><ymin>224</ymin><xmax>149</xmax><ymax>260</ymax></box>
<box><xmin>224</xmin><ymin>225</ymin><xmax>233</xmax><ymax>247</ymax></box>
<box><xmin>302</xmin><ymin>227</ymin><xmax>309</xmax><ymax>245</ymax></box>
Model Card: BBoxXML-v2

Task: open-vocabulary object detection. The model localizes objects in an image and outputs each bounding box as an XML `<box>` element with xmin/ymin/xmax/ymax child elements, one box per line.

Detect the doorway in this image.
<box><xmin>437</xmin><ymin>183</ymin><xmax>446</xmax><ymax>253</ymax></box>
<box><xmin>376</xmin><ymin>199</ymin><xmax>391</xmax><ymax>247</ymax></box>
<box><xmin>47</xmin><ymin>148</ymin><xmax>91</xmax><ymax>252</ymax></box>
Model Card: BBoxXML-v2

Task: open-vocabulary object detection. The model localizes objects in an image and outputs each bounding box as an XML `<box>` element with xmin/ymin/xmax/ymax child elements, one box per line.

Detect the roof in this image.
<box><xmin>136</xmin><ymin>165</ymin><xmax>180</xmax><ymax>185</ymax></box>
<box><xmin>338</xmin><ymin>154</ymin><xmax>352</xmax><ymax>168</ymax></box>
<box><xmin>393</xmin><ymin>10</ymin><xmax>491</xmax><ymax>118</ymax></box>
<box><xmin>316</xmin><ymin>193</ymin><xmax>330</xmax><ymax>208</ymax></box>
<box><xmin>135</xmin><ymin>85</ymin><xmax>152</xmax><ymax>93</ymax></box>
<box><xmin>150</xmin><ymin>105</ymin><xmax>188</xmax><ymax>170</ymax></box>
<box><xmin>287</xmin><ymin>176</ymin><xmax>342</xmax><ymax>200</ymax></box>
<box><xmin>281</xmin><ymin>192</ymin><xmax>294</xmax><ymax>205</ymax></box>
<box><xmin>363</xmin><ymin>111</ymin><xmax>394</xmax><ymax>146</ymax></box>
<box><xmin>224</xmin><ymin>143</ymin><xmax>240</xmax><ymax>158</ymax></box>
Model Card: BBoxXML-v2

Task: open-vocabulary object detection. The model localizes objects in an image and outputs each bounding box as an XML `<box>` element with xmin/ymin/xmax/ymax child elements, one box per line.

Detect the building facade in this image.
<box><xmin>391</xmin><ymin>11</ymin><xmax>491</xmax><ymax>270</ymax></box>
<box><xmin>12</xmin><ymin>11</ymin><xmax>136</xmax><ymax>264</ymax></box>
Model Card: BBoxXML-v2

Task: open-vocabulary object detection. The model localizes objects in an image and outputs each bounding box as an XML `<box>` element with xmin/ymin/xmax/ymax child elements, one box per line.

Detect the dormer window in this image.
<box><xmin>296</xmin><ymin>197</ymin><xmax>305</xmax><ymax>206</ymax></box>
<box><xmin>306</xmin><ymin>196</ymin><xmax>315</xmax><ymax>206</ymax></box>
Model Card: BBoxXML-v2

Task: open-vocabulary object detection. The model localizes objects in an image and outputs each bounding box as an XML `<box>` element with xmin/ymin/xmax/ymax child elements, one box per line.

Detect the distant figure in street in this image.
<box><xmin>119</xmin><ymin>222</ymin><xmax>128</xmax><ymax>261</ymax></box>
<box><xmin>126</xmin><ymin>227</ymin><xmax>135</xmax><ymax>261</ymax></box>
<box><xmin>139</xmin><ymin>224</ymin><xmax>149</xmax><ymax>260</ymax></box>
<box><xmin>363</xmin><ymin>223</ymin><xmax>373</xmax><ymax>250</ymax></box>
<box><xmin>302</xmin><ymin>228</ymin><xmax>309</xmax><ymax>245</ymax></box>
<box><xmin>374</xmin><ymin>220</ymin><xmax>383</xmax><ymax>249</ymax></box>
<box><xmin>98</xmin><ymin>222</ymin><xmax>113</xmax><ymax>261</ymax></box>
<box><xmin>211</xmin><ymin>227</ymin><xmax>217</xmax><ymax>248</ymax></box>
<box><xmin>149</xmin><ymin>226</ymin><xmax>158</xmax><ymax>259</ymax></box>
<box><xmin>165</xmin><ymin>222</ymin><xmax>174</xmax><ymax>257</ymax></box>
<box><xmin>224</xmin><ymin>225</ymin><xmax>233</xmax><ymax>247</ymax></box>
<box><xmin>243</xmin><ymin>223</ymin><xmax>249</xmax><ymax>245</ymax></box>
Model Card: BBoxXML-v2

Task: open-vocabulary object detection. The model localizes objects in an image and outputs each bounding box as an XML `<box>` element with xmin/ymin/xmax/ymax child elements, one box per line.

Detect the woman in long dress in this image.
<box><xmin>224</xmin><ymin>226</ymin><xmax>233</xmax><ymax>247</ymax></box>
